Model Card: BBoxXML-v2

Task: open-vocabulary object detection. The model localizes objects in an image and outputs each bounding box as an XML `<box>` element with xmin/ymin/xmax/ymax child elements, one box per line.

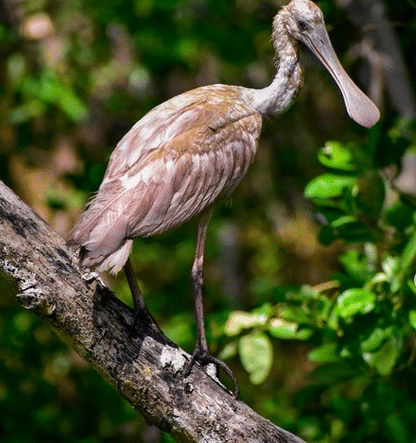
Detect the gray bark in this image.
<box><xmin>0</xmin><ymin>179</ymin><xmax>306</xmax><ymax>443</ymax></box>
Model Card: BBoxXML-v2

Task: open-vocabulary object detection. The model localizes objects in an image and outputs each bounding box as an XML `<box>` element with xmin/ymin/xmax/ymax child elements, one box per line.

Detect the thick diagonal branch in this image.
<box><xmin>0</xmin><ymin>180</ymin><xmax>306</xmax><ymax>443</ymax></box>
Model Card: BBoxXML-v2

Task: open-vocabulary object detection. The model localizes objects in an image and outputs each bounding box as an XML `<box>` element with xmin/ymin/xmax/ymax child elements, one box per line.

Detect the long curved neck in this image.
<box><xmin>248</xmin><ymin>11</ymin><xmax>303</xmax><ymax>118</ymax></box>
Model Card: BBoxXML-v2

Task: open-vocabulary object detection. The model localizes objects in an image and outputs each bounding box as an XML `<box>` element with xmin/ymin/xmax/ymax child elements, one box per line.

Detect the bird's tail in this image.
<box><xmin>67</xmin><ymin>212</ymin><xmax>133</xmax><ymax>275</ymax></box>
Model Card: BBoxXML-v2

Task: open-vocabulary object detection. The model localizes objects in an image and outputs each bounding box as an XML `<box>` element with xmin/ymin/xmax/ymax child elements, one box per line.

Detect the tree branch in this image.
<box><xmin>0</xmin><ymin>179</ymin><xmax>306</xmax><ymax>443</ymax></box>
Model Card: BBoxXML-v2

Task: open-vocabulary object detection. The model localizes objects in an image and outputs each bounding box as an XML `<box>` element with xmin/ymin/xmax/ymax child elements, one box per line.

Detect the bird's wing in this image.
<box><xmin>127</xmin><ymin>108</ymin><xmax>262</xmax><ymax>237</ymax></box>
<box><xmin>67</xmin><ymin>87</ymin><xmax>210</xmax><ymax>247</ymax></box>
<box><xmin>68</xmin><ymin>86</ymin><xmax>262</xmax><ymax>272</ymax></box>
<box><xmin>103</xmin><ymin>86</ymin><xmax>223</xmax><ymax>180</ymax></box>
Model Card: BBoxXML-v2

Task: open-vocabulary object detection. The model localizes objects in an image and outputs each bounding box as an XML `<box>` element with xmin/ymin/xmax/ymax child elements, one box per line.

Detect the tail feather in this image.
<box><xmin>79</xmin><ymin>239</ymin><xmax>133</xmax><ymax>274</ymax></box>
<box><xmin>67</xmin><ymin>186</ymin><xmax>135</xmax><ymax>274</ymax></box>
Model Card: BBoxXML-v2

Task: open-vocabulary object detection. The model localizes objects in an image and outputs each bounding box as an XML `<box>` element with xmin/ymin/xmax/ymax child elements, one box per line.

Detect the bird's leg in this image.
<box><xmin>184</xmin><ymin>209</ymin><xmax>239</xmax><ymax>397</ymax></box>
<box><xmin>124</xmin><ymin>258</ymin><xmax>162</xmax><ymax>335</ymax></box>
<box><xmin>124</xmin><ymin>258</ymin><xmax>146</xmax><ymax>311</ymax></box>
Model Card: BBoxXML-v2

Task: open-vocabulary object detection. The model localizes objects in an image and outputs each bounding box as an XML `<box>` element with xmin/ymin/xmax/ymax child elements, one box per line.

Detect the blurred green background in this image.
<box><xmin>1</xmin><ymin>0</ymin><xmax>416</xmax><ymax>442</ymax></box>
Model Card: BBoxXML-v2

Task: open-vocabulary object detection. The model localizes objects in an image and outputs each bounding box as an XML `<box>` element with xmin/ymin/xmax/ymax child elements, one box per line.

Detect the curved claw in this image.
<box><xmin>185</xmin><ymin>348</ymin><xmax>239</xmax><ymax>398</ymax></box>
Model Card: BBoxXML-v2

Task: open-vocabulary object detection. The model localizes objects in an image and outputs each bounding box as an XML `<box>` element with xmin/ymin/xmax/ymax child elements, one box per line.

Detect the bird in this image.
<box><xmin>68</xmin><ymin>0</ymin><xmax>380</xmax><ymax>396</ymax></box>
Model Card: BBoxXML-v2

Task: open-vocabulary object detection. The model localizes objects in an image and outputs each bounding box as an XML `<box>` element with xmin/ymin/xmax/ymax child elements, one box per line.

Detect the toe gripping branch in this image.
<box><xmin>184</xmin><ymin>347</ymin><xmax>239</xmax><ymax>398</ymax></box>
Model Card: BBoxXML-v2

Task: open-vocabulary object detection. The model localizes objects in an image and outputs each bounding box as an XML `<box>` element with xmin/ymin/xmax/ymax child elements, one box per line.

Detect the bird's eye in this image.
<box><xmin>297</xmin><ymin>20</ymin><xmax>308</xmax><ymax>32</ymax></box>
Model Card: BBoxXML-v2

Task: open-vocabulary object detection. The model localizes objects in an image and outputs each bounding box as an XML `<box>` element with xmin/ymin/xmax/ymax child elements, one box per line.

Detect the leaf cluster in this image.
<box><xmin>217</xmin><ymin>118</ymin><xmax>416</xmax><ymax>442</ymax></box>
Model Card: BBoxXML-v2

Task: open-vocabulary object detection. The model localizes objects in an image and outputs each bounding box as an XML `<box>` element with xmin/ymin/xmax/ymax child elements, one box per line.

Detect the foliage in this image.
<box><xmin>221</xmin><ymin>118</ymin><xmax>416</xmax><ymax>442</ymax></box>
<box><xmin>0</xmin><ymin>0</ymin><xmax>415</xmax><ymax>442</ymax></box>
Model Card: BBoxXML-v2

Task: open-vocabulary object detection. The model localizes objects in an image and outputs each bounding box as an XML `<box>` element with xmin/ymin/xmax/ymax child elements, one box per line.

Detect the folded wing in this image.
<box><xmin>68</xmin><ymin>86</ymin><xmax>262</xmax><ymax>273</ymax></box>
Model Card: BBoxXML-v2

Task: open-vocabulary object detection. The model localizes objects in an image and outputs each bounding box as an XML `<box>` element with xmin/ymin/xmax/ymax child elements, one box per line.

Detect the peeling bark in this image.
<box><xmin>0</xmin><ymin>180</ymin><xmax>306</xmax><ymax>443</ymax></box>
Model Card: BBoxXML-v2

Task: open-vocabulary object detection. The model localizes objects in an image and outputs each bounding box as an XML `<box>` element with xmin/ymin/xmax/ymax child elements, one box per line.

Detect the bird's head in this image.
<box><xmin>279</xmin><ymin>0</ymin><xmax>380</xmax><ymax>128</ymax></box>
<box><xmin>284</xmin><ymin>0</ymin><xmax>325</xmax><ymax>43</ymax></box>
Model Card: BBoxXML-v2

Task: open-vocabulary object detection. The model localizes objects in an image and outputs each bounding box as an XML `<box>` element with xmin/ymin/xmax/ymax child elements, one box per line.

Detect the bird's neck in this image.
<box><xmin>249</xmin><ymin>15</ymin><xmax>304</xmax><ymax>118</ymax></box>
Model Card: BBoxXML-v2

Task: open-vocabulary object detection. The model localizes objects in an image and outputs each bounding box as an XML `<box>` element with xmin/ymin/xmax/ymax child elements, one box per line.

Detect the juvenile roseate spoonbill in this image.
<box><xmin>68</xmin><ymin>0</ymin><xmax>379</xmax><ymax>396</ymax></box>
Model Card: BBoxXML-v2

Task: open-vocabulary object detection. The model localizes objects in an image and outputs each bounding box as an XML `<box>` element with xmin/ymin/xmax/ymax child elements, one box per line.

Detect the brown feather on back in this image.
<box><xmin>67</xmin><ymin>85</ymin><xmax>262</xmax><ymax>273</ymax></box>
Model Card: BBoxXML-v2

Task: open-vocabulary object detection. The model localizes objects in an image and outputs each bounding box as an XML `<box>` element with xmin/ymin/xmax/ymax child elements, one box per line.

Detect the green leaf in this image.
<box><xmin>317</xmin><ymin>141</ymin><xmax>356</xmax><ymax>171</ymax></box>
<box><xmin>277</xmin><ymin>305</ymin><xmax>313</xmax><ymax>324</ymax></box>
<box><xmin>22</xmin><ymin>72</ymin><xmax>88</xmax><ymax>122</ymax></box>
<box><xmin>384</xmin><ymin>231</ymin><xmax>416</xmax><ymax>293</ymax></box>
<box><xmin>330</xmin><ymin>215</ymin><xmax>358</xmax><ymax>228</ymax></box>
<box><xmin>314</xmin><ymin>207</ymin><xmax>346</xmax><ymax>224</ymax></box>
<box><xmin>268</xmin><ymin>318</ymin><xmax>313</xmax><ymax>340</ymax></box>
<box><xmin>57</xmin><ymin>88</ymin><xmax>89</xmax><ymax>122</ymax></box>
<box><xmin>382</xmin><ymin>255</ymin><xmax>400</xmax><ymax>279</ymax></box>
<box><xmin>305</xmin><ymin>173</ymin><xmax>356</xmax><ymax>199</ymax></box>
<box><xmin>363</xmin><ymin>339</ymin><xmax>398</xmax><ymax>376</ymax></box>
<box><xmin>336</xmin><ymin>288</ymin><xmax>376</xmax><ymax>318</ymax></box>
<box><xmin>384</xmin><ymin>198</ymin><xmax>416</xmax><ymax>231</ymax></box>
<box><xmin>224</xmin><ymin>310</ymin><xmax>268</xmax><ymax>336</ymax></box>
<box><xmin>218</xmin><ymin>340</ymin><xmax>238</xmax><ymax>360</ymax></box>
<box><xmin>360</xmin><ymin>327</ymin><xmax>391</xmax><ymax>353</ymax></box>
<box><xmin>308</xmin><ymin>343</ymin><xmax>341</xmax><ymax>363</ymax></box>
<box><xmin>401</xmin><ymin>229</ymin><xmax>416</xmax><ymax>272</ymax></box>
<box><xmin>239</xmin><ymin>332</ymin><xmax>273</xmax><ymax>385</ymax></box>
<box><xmin>385</xmin><ymin>413</ymin><xmax>409</xmax><ymax>443</ymax></box>
<box><xmin>409</xmin><ymin>310</ymin><xmax>416</xmax><ymax>329</ymax></box>
<box><xmin>339</xmin><ymin>249</ymin><xmax>376</xmax><ymax>283</ymax></box>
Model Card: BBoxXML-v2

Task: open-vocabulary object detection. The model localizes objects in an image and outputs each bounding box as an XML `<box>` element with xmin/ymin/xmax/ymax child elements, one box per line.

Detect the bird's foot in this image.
<box><xmin>184</xmin><ymin>347</ymin><xmax>239</xmax><ymax>398</ymax></box>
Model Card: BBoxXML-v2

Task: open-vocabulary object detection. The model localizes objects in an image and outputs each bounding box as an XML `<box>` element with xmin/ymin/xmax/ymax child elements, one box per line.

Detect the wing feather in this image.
<box><xmin>68</xmin><ymin>85</ymin><xmax>262</xmax><ymax>273</ymax></box>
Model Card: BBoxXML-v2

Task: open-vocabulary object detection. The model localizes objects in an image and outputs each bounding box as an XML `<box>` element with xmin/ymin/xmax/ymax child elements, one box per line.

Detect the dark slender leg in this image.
<box><xmin>124</xmin><ymin>258</ymin><xmax>162</xmax><ymax>334</ymax></box>
<box><xmin>184</xmin><ymin>209</ymin><xmax>239</xmax><ymax>397</ymax></box>
<box><xmin>124</xmin><ymin>258</ymin><xmax>146</xmax><ymax>311</ymax></box>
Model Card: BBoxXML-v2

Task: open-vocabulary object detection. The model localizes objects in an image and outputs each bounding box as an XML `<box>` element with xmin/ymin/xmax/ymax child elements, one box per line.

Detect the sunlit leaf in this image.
<box><xmin>409</xmin><ymin>311</ymin><xmax>416</xmax><ymax>329</ymax></box>
<box><xmin>57</xmin><ymin>88</ymin><xmax>89</xmax><ymax>122</ymax></box>
<box><xmin>330</xmin><ymin>215</ymin><xmax>358</xmax><ymax>228</ymax></box>
<box><xmin>401</xmin><ymin>229</ymin><xmax>416</xmax><ymax>272</ymax></box>
<box><xmin>224</xmin><ymin>310</ymin><xmax>268</xmax><ymax>336</ymax></box>
<box><xmin>218</xmin><ymin>340</ymin><xmax>238</xmax><ymax>360</ymax></box>
<box><xmin>382</xmin><ymin>255</ymin><xmax>400</xmax><ymax>279</ymax></box>
<box><xmin>336</xmin><ymin>288</ymin><xmax>376</xmax><ymax>318</ymax></box>
<box><xmin>269</xmin><ymin>318</ymin><xmax>313</xmax><ymax>340</ymax></box>
<box><xmin>317</xmin><ymin>141</ymin><xmax>356</xmax><ymax>171</ymax></box>
<box><xmin>239</xmin><ymin>333</ymin><xmax>273</xmax><ymax>385</ymax></box>
<box><xmin>304</xmin><ymin>173</ymin><xmax>356</xmax><ymax>199</ymax></box>
<box><xmin>339</xmin><ymin>249</ymin><xmax>376</xmax><ymax>283</ymax></box>
<box><xmin>21</xmin><ymin>72</ymin><xmax>89</xmax><ymax>122</ymax></box>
